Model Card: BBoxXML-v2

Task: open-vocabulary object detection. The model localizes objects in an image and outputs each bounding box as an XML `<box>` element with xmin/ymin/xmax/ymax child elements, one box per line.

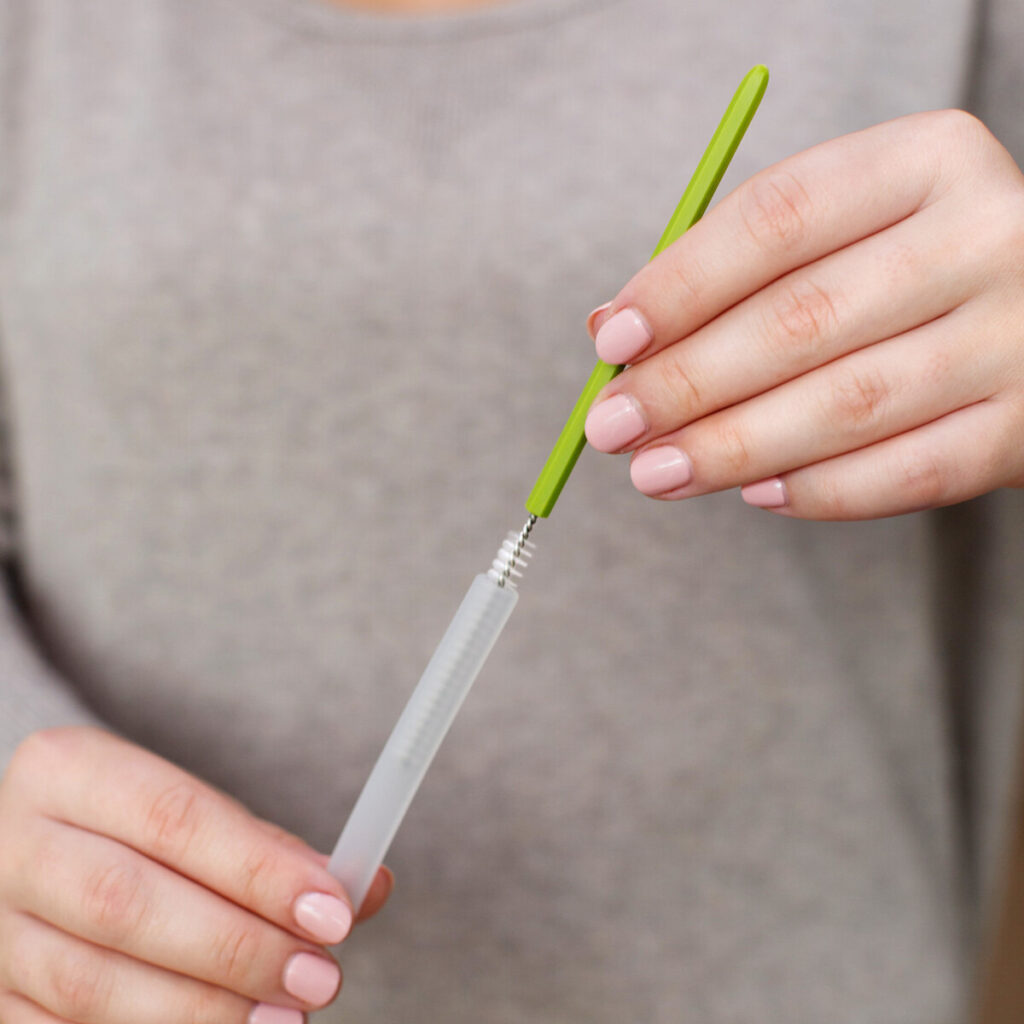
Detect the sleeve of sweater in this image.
<box><xmin>0</xmin><ymin>577</ymin><xmax>103</xmax><ymax>776</ymax></box>
<box><xmin>0</xmin><ymin>369</ymin><xmax>103</xmax><ymax>772</ymax></box>
<box><xmin>969</xmin><ymin>0</ymin><xmax>1024</xmax><ymax>165</ymax></box>
<box><xmin>0</xmin><ymin>3</ymin><xmax>105</xmax><ymax>777</ymax></box>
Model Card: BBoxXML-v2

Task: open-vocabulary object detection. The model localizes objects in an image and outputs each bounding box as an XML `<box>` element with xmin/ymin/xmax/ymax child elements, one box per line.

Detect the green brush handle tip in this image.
<box><xmin>524</xmin><ymin>64</ymin><xmax>768</xmax><ymax>519</ymax></box>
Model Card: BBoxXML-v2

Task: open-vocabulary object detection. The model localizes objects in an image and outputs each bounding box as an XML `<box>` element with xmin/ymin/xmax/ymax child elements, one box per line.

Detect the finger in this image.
<box><xmin>590</xmin><ymin>109</ymin><xmax>983</xmax><ymax>365</ymax></box>
<box><xmin>16</xmin><ymin>728</ymin><xmax>354</xmax><ymax>947</ymax></box>
<box><xmin>0</xmin><ymin>991</ymin><xmax>75</xmax><ymax>1024</ymax></box>
<box><xmin>629</xmin><ymin>307</ymin><xmax>993</xmax><ymax>498</ymax></box>
<box><xmin>0</xmin><ymin>911</ymin><xmax>269</xmax><ymax>1024</ymax></box>
<box><xmin>166</xmin><ymin>798</ymin><xmax>394</xmax><ymax>924</ymax></box>
<box><xmin>740</xmin><ymin>398</ymin><xmax>1023</xmax><ymax>520</ymax></box>
<box><xmin>240</xmin><ymin>835</ymin><xmax>393</xmax><ymax>925</ymax></box>
<box><xmin>355</xmin><ymin>866</ymin><xmax>394</xmax><ymax>924</ymax></box>
<box><xmin>10</xmin><ymin>818</ymin><xmax>340</xmax><ymax>1010</ymax></box>
<box><xmin>585</xmin><ymin>200</ymin><xmax>980</xmax><ymax>453</ymax></box>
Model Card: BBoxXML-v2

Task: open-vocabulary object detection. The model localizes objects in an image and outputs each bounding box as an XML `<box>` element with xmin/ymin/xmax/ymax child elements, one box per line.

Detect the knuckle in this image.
<box><xmin>654</xmin><ymin>349</ymin><xmax>704</xmax><ymax>417</ymax></box>
<box><xmin>143</xmin><ymin>780</ymin><xmax>206</xmax><ymax>859</ymax></box>
<box><xmin>711</xmin><ymin>419</ymin><xmax>754</xmax><ymax>478</ymax></box>
<box><xmin>929</xmin><ymin>108</ymin><xmax>990</xmax><ymax>149</ymax></box>
<box><xmin>826</xmin><ymin>363</ymin><xmax>891</xmax><ymax>431</ymax></box>
<box><xmin>51</xmin><ymin>947</ymin><xmax>114</xmax><ymax>1020</ymax></box>
<box><xmin>891</xmin><ymin>446</ymin><xmax>948</xmax><ymax>507</ymax></box>
<box><xmin>234</xmin><ymin>839</ymin><xmax>278</xmax><ymax>913</ymax></box>
<box><xmin>662</xmin><ymin>256</ymin><xmax>711</xmax><ymax>322</ymax></box>
<box><xmin>82</xmin><ymin>860</ymin><xmax>147</xmax><ymax>943</ymax></box>
<box><xmin>922</xmin><ymin>110</ymin><xmax>999</xmax><ymax>190</ymax></box>
<box><xmin>5</xmin><ymin>734</ymin><xmax>46</xmax><ymax>786</ymax></box>
<box><xmin>5</xmin><ymin>729</ymin><xmax>74</xmax><ymax>788</ymax></box>
<box><xmin>209</xmin><ymin>921</ymin><xmax>262</xmax><ymax>989</ymax></box>
<box><xmin>237</xmin><ymin>844</ymin><xmax>277</xmax><ymax>907</ymax></box>
<box><xmin>184</xmin><ymin>982</ymin><xmax>234</xmax><ymax>1024</ymax></box>
<box><xmin>739</xmin><ymin>169</ymin><xmax>813</xmax><ymax>253</ymax></box>
<box><xmin>815</xmin><ymin>475</ymin><xmax>848</xmax><ymax>520</ymax></box>
<box><xmin>762</xmin><ymin>276</ymin><xmax>840</xmax><ymax>359</ymax></box>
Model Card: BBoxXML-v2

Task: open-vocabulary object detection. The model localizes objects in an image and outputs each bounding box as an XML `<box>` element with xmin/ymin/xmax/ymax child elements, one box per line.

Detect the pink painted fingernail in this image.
<box><xmin>630</xmin><ymin>446</ymin><xmax>693</xmax><ymax>496</ymax></box>
<box><xmin>594</xmin><ymin>307</ymin><xmax>653</xmax><ymax>364</ymax></box>
<box><xmin>584</xmin><ymin>393</ymin><xmax>646</xmax><ymax>452</ymax></box>
<box><xmin>741</xmin><ymin>478</ymin><xmax>788</xmax><ymax>508</ymax></box>
<box><xmin>283</xmin><ymin>952</ymin><xmax>341</xmax><ymax>1007</ymax></box>
<box><xmin>586</xmin><ymin>301</ymin><xmax>613</xmax><ymax>339</ymax></box>
<box><xmin>293</xmin><ymin>892</ymin><xmax>352</xmax><ymax>944</ymax></box>
<box><xmin>249</xmin><ymin>1005</ymin><xmax>305</xmax><ymax>1024</ymax></box>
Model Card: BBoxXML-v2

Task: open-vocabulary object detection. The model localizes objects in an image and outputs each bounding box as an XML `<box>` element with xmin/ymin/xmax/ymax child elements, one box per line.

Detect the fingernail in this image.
<box><xmin>249</xmin><ymin>1005</ymin><xmax>305</xmax><ymax>1024</ymax></box>
<box><xmin>630</xmin><ymin>446</ymin><xmax>693</xmax><ymax>496</ymax></box>
<box><xmin>283</xmin><ymin>952</ymin><xmax>341</xmax><ymax>1007</ymax></box>
<box><xmin>594</xmin><ymin>307</ymin><xmax>653</xmax><ymax>364</ymax></box>
<box><xmin>584</xmin><ymin>393</ymin><xmax>646</xmax><ymax>452</ymax></box>
<box><xmin>293</xmin><ymin>892</ymin><xmax>352</xmax><ymax>944</ymax></box>
<box><xmin>741</xmin><ymin>478</ymin><xmax>788</xmax><ymax>508</ymax></box>
<box><xmin>586</xmin><ymin>301</ymin><xmax>613</xmax><ymax>339</ymax></box>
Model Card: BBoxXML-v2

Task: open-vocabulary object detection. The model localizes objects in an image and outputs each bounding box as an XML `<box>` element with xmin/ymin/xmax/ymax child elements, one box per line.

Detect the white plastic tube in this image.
<box><xmin>328</xmin><ymin>573</ymin><xmax>519</xmax><ymax>911</ymax></box>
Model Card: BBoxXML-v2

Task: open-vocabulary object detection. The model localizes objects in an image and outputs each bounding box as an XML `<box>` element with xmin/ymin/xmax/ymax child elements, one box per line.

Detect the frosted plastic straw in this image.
<box><xmin>328</xmin><ymin>573</ymin><xmax>518</xmax><ymax>911</ymax></box>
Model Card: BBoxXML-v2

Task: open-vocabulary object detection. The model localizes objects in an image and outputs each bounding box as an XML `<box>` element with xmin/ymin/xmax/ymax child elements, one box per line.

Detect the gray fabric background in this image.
<box><xmin>1</xmin><ymin>1</ymin><xmax>1023</xmax><ymax>1021</ymax></box>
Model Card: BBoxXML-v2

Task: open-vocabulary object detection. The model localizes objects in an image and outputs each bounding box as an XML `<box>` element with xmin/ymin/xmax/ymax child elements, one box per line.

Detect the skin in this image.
<box><xmin>584</xmin><ymin>110</ymin><xmax>1024</xmax><ymax>519</ymax></box>
<box><xmin>0</xmin><ymin>727</ymin><xmax>392</xmax><ymax>1022</ymax></box>
<box><xmin>4</xmin><ymin>2</ymin><xmax>1021</xmax><ymax>1020</ymax></box>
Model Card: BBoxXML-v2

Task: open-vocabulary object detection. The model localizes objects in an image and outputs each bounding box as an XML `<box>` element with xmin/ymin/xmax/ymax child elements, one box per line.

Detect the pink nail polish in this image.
<box><xmin>586</xmin><ymin>301</ymin><xmax>613</xmax><ymax>339</ymax></box>
<box><xmin>293</xmin><ymin>892</ymin><xmax>352</xmax><ymax>945</ymax></box>
<box><xmin>741</xmin><ymin>478</ymin><xmax>788</xmax><ymax>508</ymax></box>
<box><xmin>630</xmin><ymin>446</ymin><xmax>693</xmax><ymax>496</ymax></box>
<box><xmin>594</xmin><ymin>307</ymin><xmax>653</xmax><ymax>365</ymax></box>
<box><xmin>584</xmin><ymin>393</ymin><xmax>646</xmax><ymax>452</ymax></box>
<box><xmin>249</xmin><ymin>1005</ymin><xmax>305</xmax><ymax>1024</ymax></box>
<box><xmin>282</xmin><ymin>952</ymin><xmax>341</xmax><ymax>1007</ymax></box>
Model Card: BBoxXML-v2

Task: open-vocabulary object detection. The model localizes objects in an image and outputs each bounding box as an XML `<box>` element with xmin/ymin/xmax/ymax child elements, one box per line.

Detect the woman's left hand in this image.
<box><xmin>583</xmin><ymin>109</ymin><xmax>1024</xmax><ymax>519</ymax></box>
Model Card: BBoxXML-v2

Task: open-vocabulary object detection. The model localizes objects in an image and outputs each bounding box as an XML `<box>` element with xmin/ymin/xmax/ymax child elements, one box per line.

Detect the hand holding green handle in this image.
<box><xmin>525</xmin><ymin>64</ymin><xmax>769</xmax><ymax>518</ymax></box>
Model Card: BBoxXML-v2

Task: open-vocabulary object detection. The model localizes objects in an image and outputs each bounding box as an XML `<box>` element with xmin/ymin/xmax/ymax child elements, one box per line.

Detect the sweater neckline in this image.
<box><xmin>239</xmin><ymin>0</ymin><xmax>618</xmax><ymax>42</ymax></box>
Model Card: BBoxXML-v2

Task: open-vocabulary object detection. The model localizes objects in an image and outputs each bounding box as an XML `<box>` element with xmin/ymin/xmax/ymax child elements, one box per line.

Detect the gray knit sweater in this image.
<box><xmin>1</xmin><ymin>1</ymin><xmax>1023</xmax><ymax>1021</ymax></box>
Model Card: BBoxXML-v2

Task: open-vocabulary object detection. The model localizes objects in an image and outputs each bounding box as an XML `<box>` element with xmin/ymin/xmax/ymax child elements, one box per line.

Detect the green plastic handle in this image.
<box><xmin>524</xmin><ymin>64</ymin><xmax>769</xmax><ymax>518</ymax></box>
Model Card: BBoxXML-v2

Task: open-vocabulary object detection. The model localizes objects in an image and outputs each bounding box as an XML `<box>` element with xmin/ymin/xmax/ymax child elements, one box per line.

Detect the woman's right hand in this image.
<box><xmin>0</xmin><ymin>726</ymin><xmax>392</xmax><ymax>1024</ymax></box>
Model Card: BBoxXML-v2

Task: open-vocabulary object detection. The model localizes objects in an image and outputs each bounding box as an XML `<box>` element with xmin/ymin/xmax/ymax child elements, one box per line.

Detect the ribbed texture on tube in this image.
<box><xmin>328</xmin><ymin>575</ymin><xmax>517</xmax><ymax>910</ymax></box>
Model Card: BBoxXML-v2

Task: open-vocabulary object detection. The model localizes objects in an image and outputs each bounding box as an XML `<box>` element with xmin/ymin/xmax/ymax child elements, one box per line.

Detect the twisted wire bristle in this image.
<box><xmin>487</xmin><ymin>514</ymin><xmax>538</xmax><ymax>589</ymax></box>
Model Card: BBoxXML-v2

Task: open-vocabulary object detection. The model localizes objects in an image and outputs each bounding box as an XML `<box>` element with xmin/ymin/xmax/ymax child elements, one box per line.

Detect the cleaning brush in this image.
<box><xmin>328</xmin><ymin>65</ymin><xmax>769</xmax><ymax>913</ymax></box>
